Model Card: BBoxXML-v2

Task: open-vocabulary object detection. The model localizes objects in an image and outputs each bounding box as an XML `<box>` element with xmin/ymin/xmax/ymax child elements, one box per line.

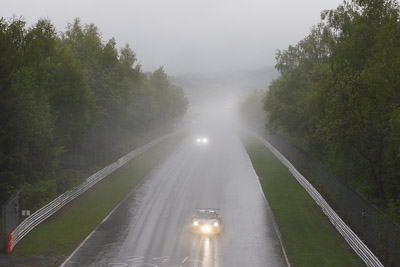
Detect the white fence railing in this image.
<box><xmin>6</xmin><ymin>132</ymin><xmax>178</xmax><ymax>253</ymax></box>
<box><xmin>248</xmin><ymin>130</ymin><xmax>384</xmax><ymax>267</ymax></box>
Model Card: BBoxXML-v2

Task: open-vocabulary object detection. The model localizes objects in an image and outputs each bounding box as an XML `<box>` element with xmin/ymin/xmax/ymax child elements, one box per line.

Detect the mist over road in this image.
<box><xmin>62</xmin><ymin>106</ymin><xmax>287</xmax><ymax>267</ymax></box>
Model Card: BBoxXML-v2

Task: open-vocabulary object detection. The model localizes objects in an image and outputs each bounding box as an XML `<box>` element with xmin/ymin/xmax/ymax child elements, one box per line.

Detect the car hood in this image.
<box><xmin>196</xmin><ymin>218</ymin><xmax>219</xmax><ymax>224</ymax></box>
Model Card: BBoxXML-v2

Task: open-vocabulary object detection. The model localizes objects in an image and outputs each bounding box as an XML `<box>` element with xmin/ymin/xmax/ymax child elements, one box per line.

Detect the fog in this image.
<box><xmin>2</xmin><ymin>0</ymin><xmax>344</xmax><ymax>75</ymax></box>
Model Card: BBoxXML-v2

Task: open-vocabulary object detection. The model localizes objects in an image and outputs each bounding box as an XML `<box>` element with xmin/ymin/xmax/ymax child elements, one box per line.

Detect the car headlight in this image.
<box><xmin>213</xmin><ymin>222</ymin><xmax>219</xmax><ymax>227</ymax></box>
<box><xmin>202</xmin><ymin>138</ymin><xmax>208</xmax><ymax>143</ymax></box>
<box><xmin>201</xmin><ymin>225</ymin><xmax>211</xmax><ymax>233</ymax></box>
<box><xmin>193</xmin><ymin>221</ymin><xmax>199</xmax><ymax>226</ymax></box>
<box><xmin>196</xmin><ymin>138</ymin><xmax>201</xmax><ymax>143</ymax></box>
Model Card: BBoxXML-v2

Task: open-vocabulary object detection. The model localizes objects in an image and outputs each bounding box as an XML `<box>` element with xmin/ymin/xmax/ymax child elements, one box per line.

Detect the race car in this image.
<box><xmin>191</xmin><ymin>208</ymin><xmax>222</xmax><ymax>234</ymax></box>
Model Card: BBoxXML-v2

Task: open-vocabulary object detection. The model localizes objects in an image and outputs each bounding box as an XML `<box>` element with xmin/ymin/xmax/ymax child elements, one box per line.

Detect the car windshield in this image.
<box><xmin>197</xmin><ymin>211</ymin><xmax>218</xmax><ymax>219</ymax></box>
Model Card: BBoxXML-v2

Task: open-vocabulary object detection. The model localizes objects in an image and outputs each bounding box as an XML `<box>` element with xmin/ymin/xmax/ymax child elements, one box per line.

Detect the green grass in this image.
<box><xmin>240</xmin><ymin>132</ymin><xmax>365</xmax><ymax>267</ymax></box>
<box><xmin>11</xmin><ymin>132</ymin><xmax>186</xmax><ymax>258</ymax></box>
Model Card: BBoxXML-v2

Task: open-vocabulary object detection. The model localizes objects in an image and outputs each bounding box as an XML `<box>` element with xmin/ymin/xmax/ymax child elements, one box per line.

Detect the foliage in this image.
<box><xmin>262</xmin><ymin>0</ymin><xmax>400</xmax><ymax>222</ymax></box>
<box><xmin>0</xmin><ymin>17</ymin><xmax>188</xmax><ymax>208</ymax></box>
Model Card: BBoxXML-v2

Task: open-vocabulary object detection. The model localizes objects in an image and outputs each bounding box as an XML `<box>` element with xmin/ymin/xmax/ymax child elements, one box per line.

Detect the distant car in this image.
<box><xmin>195</xmin><ymin>137</ymin><xmax>208</xmax><ymax>145</ymax></box>
<box><xmin>191</xmin><ymin>208</ymin><xmax>222</xmax><ymax>234</ymax></box>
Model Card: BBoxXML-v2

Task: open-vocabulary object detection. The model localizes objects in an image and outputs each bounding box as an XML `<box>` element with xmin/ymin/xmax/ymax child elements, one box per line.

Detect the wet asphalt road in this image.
<box><xmin>62</xmin><ymin>109</ymin><xmax>288</xmax><ymax>267</ymax></box>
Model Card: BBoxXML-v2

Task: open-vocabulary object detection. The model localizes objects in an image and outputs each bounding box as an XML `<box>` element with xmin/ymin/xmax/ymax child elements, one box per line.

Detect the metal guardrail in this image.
<box><xmin>6</xmin><ymin>132</ymin><xmax>177</xmax><ymax>254</ymax></box>
<box><xmin>249</xmin><ymin>130</ymin><xmax>384</xmax><ymax>267</ymax></box>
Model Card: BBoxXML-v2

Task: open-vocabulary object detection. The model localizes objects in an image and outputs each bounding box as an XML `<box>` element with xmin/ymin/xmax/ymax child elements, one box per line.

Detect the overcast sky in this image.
<box><xmin>2</xmin><ymin>0</ymin><xmax>344</xmax><ymax>75</ymax></box>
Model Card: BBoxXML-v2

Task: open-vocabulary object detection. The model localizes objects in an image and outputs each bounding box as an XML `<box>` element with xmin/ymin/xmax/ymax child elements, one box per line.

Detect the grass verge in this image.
<box><xmin>11</xmin><ymin>132</ymin><xmax>187</xmax><ymax>259</ymax></box>
<box><xmin>240</xmin><ymin>132</ymin><xmax>364</xmax><ymax>267</ymax></box>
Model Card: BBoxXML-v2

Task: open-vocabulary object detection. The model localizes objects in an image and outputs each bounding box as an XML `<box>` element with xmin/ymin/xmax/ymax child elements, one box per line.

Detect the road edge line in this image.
<box><xmin>60</xmin><ymin>182</ymin><xmax>139</xmax><ymax>267</ymax></box>
<box><xmin>238</xmin><ymin>130</ymin><xmax>291</xmax><ymax>267</ymax></box>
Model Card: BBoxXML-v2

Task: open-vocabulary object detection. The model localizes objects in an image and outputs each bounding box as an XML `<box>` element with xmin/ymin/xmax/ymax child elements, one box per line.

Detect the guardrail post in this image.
<box><xmin>1</xmin><ymin>187</ymin><xmax>23</xmax><ymax>252</ymax></box>
<box><xmin>6</xmin><ymin>232</ymin><xmax>13</xmax><ymax>254</ymax></box>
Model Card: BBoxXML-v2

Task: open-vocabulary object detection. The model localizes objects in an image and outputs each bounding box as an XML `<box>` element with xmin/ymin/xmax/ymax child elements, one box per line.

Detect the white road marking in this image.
<box><xmin>60</xmin><ymin>186</ymin><xmax>138</xmax><ymax>267</ymax></box>
<box><xmin>127</xmin><ymin>256</ymin><xmax>144</xmax><ymax>262</ymax></box>
<box><xmin>132</xmin><ymin>264</ymin><xmax>157</xmax><ymax>267</ymax></box>
<box><xmin>152</xmin><ymin>256</ymin><xmax>169</xmax><ymax>263</ymax></box>
<box><xmin>181</xmin><ymin>256</ymin><xmax>189</xmax><ymax>264</ymax></box>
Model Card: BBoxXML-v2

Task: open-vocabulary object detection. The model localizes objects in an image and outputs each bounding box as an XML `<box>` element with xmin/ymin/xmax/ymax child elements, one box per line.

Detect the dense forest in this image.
<box><xmin>260</xmin><ymin>0</ymin><xmax>400</xmax><ymax>223</ymax></box>
<box><xmin>0</xmin><ymin>17</ymin><xmax>188</xmax><ymax>208</ymax></box>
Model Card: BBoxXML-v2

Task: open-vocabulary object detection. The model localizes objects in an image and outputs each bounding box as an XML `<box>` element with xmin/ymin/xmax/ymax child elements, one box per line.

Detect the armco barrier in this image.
<box><xmin>248</xmin><ymin>130</ymin><xmax>384</xmax><ymax>267</ymax></box>
<box><xmin>6</xmin><ymin>132</ymin><xmax>178</xmax><ymax>253</ymax></box>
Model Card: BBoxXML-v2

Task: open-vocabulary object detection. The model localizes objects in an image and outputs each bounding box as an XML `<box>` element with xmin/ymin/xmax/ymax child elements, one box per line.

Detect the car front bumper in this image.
<box><xmin>191</xmin><ymin>224</ymin><xmax>221</xmax><ymax>234</ymax></box>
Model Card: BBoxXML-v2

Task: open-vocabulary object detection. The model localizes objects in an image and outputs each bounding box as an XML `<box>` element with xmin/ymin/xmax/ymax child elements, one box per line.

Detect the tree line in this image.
<box><xmin>262</xmin><ymin>0</ymin><xmax>400</xmax><ymax>223</ymax></box>
<box><xmin>0</xmin><ymin>17</ymin><xmax>188</xmax><ymax>208</ymax></box>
